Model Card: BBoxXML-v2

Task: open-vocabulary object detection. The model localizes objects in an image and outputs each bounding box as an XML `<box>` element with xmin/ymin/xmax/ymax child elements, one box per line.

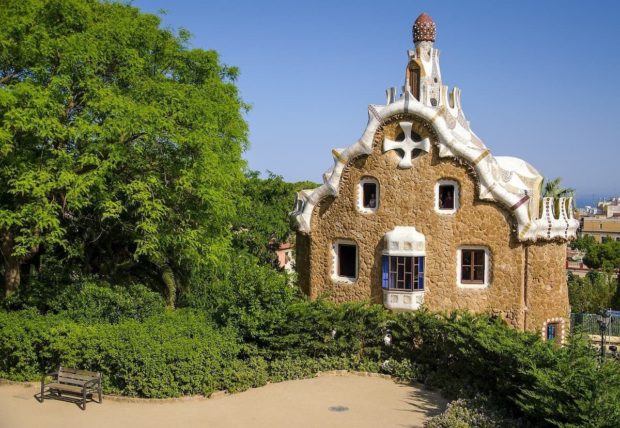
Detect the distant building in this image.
<box><xmin>566</xmin><ymin>248</ymin><xmax>589</xmax><ymax>277</ymax></box>
<box><xmin>275</xmin><ymin>242</ymin><xmax>295</xmax><ymax>272</ymax></box>
<box><xmin>580</xmin><ymin>197</ymin><xmax>620</xmax><ymax>242</ymax></box>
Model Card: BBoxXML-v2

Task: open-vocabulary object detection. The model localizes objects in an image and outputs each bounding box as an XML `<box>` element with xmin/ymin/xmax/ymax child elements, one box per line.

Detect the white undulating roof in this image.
<box><xmin>290</xmin><ymin>91</ymin><xmax>578</xmax><ymax>242</ymax></box>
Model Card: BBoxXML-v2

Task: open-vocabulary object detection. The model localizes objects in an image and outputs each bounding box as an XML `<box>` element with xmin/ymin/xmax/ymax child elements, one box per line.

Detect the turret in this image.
<box><xmin>406</xmin><ymin>13</ymin><xmax>442</xmax><ymax>107</ymax></box>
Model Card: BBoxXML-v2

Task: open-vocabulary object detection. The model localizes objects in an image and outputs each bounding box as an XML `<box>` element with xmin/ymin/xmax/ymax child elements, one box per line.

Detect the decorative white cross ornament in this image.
<box><xmin>383</xmin><ymin>122</ymin><xmax>430</xmax><ymax>168</ymax></box>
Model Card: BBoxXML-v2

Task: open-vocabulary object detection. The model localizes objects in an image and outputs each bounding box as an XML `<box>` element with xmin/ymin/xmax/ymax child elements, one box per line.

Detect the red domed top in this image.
<box><xmin>413</xmin><ymin>13</ymin><xmax>436</xmax><ymax>43</ymax></box>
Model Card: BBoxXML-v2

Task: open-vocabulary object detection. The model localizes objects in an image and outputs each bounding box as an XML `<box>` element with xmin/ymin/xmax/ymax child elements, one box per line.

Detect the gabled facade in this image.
<box><xmin>290</xmin><ymin>14</ymin><xmax>579</xmax><ymax>338</ymax></box>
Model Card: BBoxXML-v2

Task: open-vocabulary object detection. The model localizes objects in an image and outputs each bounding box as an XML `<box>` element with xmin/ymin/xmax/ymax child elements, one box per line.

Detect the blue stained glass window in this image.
<box><xmin>382</xmin><ymin>256</ymin><xmax>425</xmax><ymax>291</ymax></box>
<box><xmin>547</xmin><ymin>323</ymin><xmax>557</xmax><ymax>340</ymax></box>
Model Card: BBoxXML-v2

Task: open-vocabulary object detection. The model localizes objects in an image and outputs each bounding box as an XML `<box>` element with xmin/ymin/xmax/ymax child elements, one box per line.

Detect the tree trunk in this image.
<box><xmin>161</xmin><ymin>264</ymin><xmax>176</xmax><ymax>309</ymax></box>
<box><xmin>1</xmin><ymin>232</ymin><xmax>21</xmax><ymax>298</ymax></box>
<box><xmin>3</xmin><ymin>257</ymin><xmax>20</xmax><ymax>298</ymax></box>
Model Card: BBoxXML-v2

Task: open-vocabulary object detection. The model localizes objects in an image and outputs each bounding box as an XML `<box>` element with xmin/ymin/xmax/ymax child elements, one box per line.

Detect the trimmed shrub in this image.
<box><xmin>0</xmin><ymin>309</ymin><xmax>239</xmax><ymax>397</ymax></box>
<box><xmin>48</xmin><ymin>282</ymin><xmax>165</xmax><ymax>323</ymax></box>
<box><xmin>263</xmin><ymin>300</ymin><xmax>389</xmax><ymax>360</ymax></box>
<box><xmin>267</xmin><ymin>356</ymin><xmax>354</xmax><ymax>383</ymax></box>
<box><xmin>220</xmin><ymin>357</ymin><xmax>269</xmax><ymax>393</ymax></box>
<box><xmin>0</xmin><ymin>309</ymin><xmax>53</xmax><ymax>381</ymax></box>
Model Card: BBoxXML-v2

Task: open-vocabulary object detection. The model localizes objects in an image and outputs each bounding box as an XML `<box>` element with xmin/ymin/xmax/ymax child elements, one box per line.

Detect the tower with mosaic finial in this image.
<box><xmin>407</xmin><ymin>13</ymin><xmax>442</xmax><ymax>107</ymax></box>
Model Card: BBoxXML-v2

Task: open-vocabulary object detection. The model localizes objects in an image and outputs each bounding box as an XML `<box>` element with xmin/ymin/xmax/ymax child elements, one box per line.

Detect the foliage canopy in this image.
<box><xmin>0</xmin><ymin>0</ymin><xmax>249</xmax><ymax>304</ymax></box>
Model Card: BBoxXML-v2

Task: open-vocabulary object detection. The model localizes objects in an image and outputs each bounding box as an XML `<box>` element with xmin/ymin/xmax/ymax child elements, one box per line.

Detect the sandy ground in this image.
<box><xmin>0</xmin><ymin>374</ymin><xmax>446</xmax><ymax>428</ymax></box>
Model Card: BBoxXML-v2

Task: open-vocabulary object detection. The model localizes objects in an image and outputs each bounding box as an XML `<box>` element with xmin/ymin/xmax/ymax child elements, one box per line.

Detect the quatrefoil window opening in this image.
<box><xmin>382</xmin><ymin>122</ymin><xmax>431</xmax><ymax>169</ymax></box>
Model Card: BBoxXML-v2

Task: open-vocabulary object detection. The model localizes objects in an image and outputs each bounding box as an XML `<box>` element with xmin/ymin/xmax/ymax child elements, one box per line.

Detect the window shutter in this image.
<box><xmin>418</xmin><ymin>257</ymin><xmax>425</xmax><ymax>290</ymax></box>
<box><xmin>382</xmin><ymin>256</ymin><xmax>389</xmax><ymax>289</ymax></box>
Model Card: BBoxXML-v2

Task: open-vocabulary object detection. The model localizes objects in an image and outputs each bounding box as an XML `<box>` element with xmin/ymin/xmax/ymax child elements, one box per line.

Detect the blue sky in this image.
<box><xmin>133</xmin><ymin>0</ymin><xmax>619</xmax><ymax>201</ymax></box>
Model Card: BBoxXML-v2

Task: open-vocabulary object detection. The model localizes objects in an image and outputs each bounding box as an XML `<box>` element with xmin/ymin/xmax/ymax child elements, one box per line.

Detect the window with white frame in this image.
<box><xmin>457</xmin><ymin>246</ymin><xmax>490</xmax><ymax>288</ymax></box>
<box><xmin>358</xmin><ymin>177</ymin><xmax>379</xmax><ymax>213</ymax></box>
<box><xmin>435</xmin><ymin>179</ymin><xmax>459</xmax><ymax>214</ymax></box>
<box><xmin>332</xmin><ymin>240</ymin><xmax>358</xmax><ymax>282</ymax></box>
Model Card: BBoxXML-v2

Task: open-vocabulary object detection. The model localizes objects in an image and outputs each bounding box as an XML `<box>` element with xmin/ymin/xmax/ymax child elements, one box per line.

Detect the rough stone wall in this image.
<box><xmin>525</xmin><ymin>241</ymin><xmax>570</xmax><ymax>335</ymax></box>
<box><xmin>302</xmin><ymin>114</ymin><xmax>529</xmax><ymax>328</ymax></box>
<box><xmin>295</xmin><ymin>232</ymin><xmax>311</xmax><ymax>296</ymax></box>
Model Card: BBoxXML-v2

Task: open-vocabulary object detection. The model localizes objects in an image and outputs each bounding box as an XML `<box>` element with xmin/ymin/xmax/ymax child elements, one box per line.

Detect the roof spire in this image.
<box><xmin>412</xmin><ymin>13</ymin><xmax>436</xmax><ymax>44</ymax></box>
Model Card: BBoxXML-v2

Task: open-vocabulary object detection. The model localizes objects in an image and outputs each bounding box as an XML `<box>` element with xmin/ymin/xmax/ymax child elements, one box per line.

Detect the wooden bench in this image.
<box><xmin>40</xmin><ymin>366</ymin><xmax>102</xmax><ymax>410</ymax></box>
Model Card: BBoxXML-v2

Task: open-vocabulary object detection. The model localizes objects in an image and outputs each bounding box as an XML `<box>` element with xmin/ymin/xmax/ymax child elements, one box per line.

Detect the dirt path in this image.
<box><xmin>0</xmin><ymin>374</ymin><xmax>446</xmax><ymax>428</ymax></box>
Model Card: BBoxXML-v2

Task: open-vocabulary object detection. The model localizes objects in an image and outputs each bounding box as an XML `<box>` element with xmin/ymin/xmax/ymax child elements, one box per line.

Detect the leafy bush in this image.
<box><xmin>263</xmin><ymin>300</ymin><xmax>389</xmax><ymax>360</ymax></box>
<box><xmin>516</xmin><ymin>337</ymin><xmax>620</xmax><ymax>427</ymax></box>
<box><xmin>267</xmin><ymin>356</ymin><xmax>354</xmax><ymax>383</ymax></box>
<box><xmin>0</xmin><ymin>309</ymin><xmax>240</xmax><ymax>397</ymax></box>
<box><xmin>48</xmin><ymin>282</ymin><xmax>165</xmax><ymax>323</ymax></box>
<box><xmin>0</xmin><ymin>309</ymin><xmax>52</xmax><ymax>381</ymax></box>
<box><xmin>388</xmin><ymin>310</ymin><xmax>553</xmax><ymax>400</ymax></box>
<box><xmin>218</xmin><ymin>357</ymin><xmax>269</xmax><ymax>393</ymax></box>
<box><xmin>425</xmin><ymin>396</ymin><xmax>514</xmax><ymax>428</ymax></box>
<box><xmin>181</xmin><ymin>251</ymin><xmax>296</xmax><ymax>345</ymax></box>
<box><xmin>380</xmin><ymin>358</ymin><xmax>422</xmax><ymax>381</ymax></box>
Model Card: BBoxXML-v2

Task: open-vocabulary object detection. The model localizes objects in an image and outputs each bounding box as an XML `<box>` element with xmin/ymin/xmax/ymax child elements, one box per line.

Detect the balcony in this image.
<box><xmin>383</xmin><ymin>289</ymin><xmax>424</xmax><ymax>311</ymax></box>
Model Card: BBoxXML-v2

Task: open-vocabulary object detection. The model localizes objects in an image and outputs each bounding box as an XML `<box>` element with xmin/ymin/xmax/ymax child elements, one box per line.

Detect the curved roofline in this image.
<box><xmin>291</xmin><ymin>92</ymin><xmax>578</xmax><ymax>242</ymax></box>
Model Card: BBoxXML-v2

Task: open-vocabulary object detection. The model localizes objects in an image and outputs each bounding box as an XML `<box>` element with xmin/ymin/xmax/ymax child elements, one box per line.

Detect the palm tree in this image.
<box><xmin>542</xmin><ymin>177</ymin><xmax>575</xmax><ymax>198</ymax></box>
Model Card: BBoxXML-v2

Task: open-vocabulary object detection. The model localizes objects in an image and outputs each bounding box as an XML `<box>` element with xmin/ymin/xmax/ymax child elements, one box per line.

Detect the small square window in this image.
<box><xmin>435</xmin><ymin>180</ymin><xmax>459</xmax><ymax>214</ymax></box>
<box><xmin>457</xmin><ymin>247</ymin><xmax>489</xmax><ymax>288</ymax></box>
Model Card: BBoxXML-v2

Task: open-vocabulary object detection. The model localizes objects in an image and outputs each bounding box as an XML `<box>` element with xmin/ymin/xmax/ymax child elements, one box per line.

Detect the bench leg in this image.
<box><xmin>40</xmin><ymin>381</ymin><xmax>44</xmax><ymax>403</ymax></box>
<box><xmin>98</xmin><ymin>382</ymin><xmax>102</xmax><ymax>404</ymax></box>
<box><xmin>82</xmin><ymin>388</ymin><xmax>87</xmax><ymax>410</ymax></box>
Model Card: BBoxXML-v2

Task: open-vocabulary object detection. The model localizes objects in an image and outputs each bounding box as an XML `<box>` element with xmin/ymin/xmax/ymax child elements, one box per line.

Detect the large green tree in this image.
<box><xmin>0</xmin><ymin>0</ymin><xmax>248</xmax><ymax>304</ymax></box>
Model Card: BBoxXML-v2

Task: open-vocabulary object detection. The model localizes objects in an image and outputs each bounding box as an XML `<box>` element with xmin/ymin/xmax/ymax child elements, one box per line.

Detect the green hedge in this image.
<box><xmin>2</xmin><ymin>303</ymin><xmax>620</xmax><ymax>426</ymax></box>
<box><xmin>0</xmin><ymin>308</ymin><xmax>374</xmax><ymax>397</ymax></box>
<box><xmin>0</xmin><ymin>310</ymin><xmax>239</xmax><ymax>397</ymax></box>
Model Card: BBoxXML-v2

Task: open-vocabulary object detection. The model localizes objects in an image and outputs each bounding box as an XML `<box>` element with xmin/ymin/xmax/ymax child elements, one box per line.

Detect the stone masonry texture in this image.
<box><xmin>296</xmin><ymin>114</ymin><xmax>569</xmax><ymax>333</ymax></box>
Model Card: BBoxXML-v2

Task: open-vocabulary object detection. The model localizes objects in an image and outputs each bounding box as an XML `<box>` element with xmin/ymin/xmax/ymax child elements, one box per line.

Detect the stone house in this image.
<box><xmin>290</xmin><ymin>13</ymin><xmax>579</xmax><ymax>341</ymax></box>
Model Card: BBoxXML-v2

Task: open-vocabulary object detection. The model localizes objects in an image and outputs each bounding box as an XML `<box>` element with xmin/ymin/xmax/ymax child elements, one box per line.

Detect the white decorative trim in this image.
<box><xmin>290</xmin><ymin>83</ymin><xmax>579</xmax><ymax>242</ymax></box>
<box><xmin>357</xmin><ymin>177</ymin><xmax>379</xmax><ymax>214</ymax></box>
<box><xmin>331</xmin><ymin>240</ymin><xmax>358</xmax><ymax>284</ymax></box>
<box><xmin>542</xmin><ymin>317</ymin><xmax>566</xmax><ymax>344</ymax></box>
<box><xmin>456</xmin><ymin>246</ymin><xmax>491</xmax><ymax>289</ymax></box>
<box><xmin>383</xmin><ymin>289</ymin><xmax>425</xmax><ymax>311</ymax></box>
<box><xmin>383</xmin><ymin>226</ymin><xmax>426</xmax><ymax>257</ymax></box>
<box><xmin>382</xmin><ymin>121</ymin><xmax>430</xmax><ymax>168</ymax></box>
<box><xmin>435</xmin><ymin>179</ymin><xmax>459</xmax><ymax>215</ymax></box>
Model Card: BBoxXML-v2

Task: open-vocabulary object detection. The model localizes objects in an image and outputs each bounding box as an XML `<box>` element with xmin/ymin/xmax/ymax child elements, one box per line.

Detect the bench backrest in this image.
<box><xmin>57</xmin><ymin>366</ymin><xmax>101</xmax><ymax>386</ymax></box>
